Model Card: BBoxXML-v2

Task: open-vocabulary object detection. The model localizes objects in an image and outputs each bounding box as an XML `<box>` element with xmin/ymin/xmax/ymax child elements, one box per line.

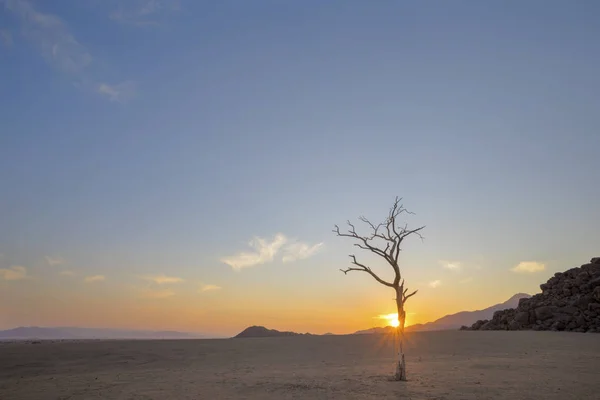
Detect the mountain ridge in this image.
<box><xmin>354</xmin><ymin>293</ymin><xmax>531</xmax><ymax>334</ymax></box>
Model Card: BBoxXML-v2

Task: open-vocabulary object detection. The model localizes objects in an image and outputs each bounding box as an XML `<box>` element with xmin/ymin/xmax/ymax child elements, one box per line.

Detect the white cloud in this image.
<box><xmin>511</xmin><ymin>261</ymin><xmax>545</xmax><ymax>273</ymax></box>
<box><xmin>45</xmin><ymin>255</ymin><xmax>65</xmax><ymax>266</ymax></box>
<box><xmin>139</xmin><ymin>288</ymin><xmax>175</xmax><ymax>299</ymax></box>
<box><xmin>1</xmin><ymin>29</ymin><xmax>13</xmax><ymax>47</ymax></box>
<box><xmin>84</xmin><ymin>275</ymin><xmax>105</xmax><ymax>283</ymax></box>
<box><xmin>439</xmin><ymin>260</ymin><xmax>462</xmax><ymax>271</ymax></box>
<box><xmin>428</xmin><ymin>279</ymin><xmax>441</xmax><ymax>288</ymax></box>
<box><xmin>97</xmin><ymin>81</ymin><xmax>136</xmax><ymax>103</ymax></box>
<box><xmin>60</xmin><ymin>270</ymin><xmax>75</xmax><ymax>276</ymax></box>
<box><xmin>142</xmin><ymin>275</ymin><xmax>183</xmax><ymax>284</ymax></box>
<box><xmin>3</xmin><ymin>0</ymin><xmax>92</xmax><ymax>73</ymax></box>
<box><xmin>110</xmin><ymin>0</ymin><xmax>179</xmax><ymax>27</ymax></box>
<box><xmin>221</xmin><ymin>233</ymin><xmax>324</xmax><ymax>270</ymax></box>
<box><xmin>199</xmin><ymin>284</ymin><xmax>221</xmax><ymax>292</ymax></box>
<box><xmin>282</xmin><ymin>241</ymin><xmax>324</xmax><ymax>263</ymax></box>
<box><xmin>0</xmin><ymin>266</ymin><xmax>28</xmax><ymax>280</ymax></box>
<box><xmin>221</xmin><ymin>233</ymin><xmax>287</xmax><ymax>271</ymax></box>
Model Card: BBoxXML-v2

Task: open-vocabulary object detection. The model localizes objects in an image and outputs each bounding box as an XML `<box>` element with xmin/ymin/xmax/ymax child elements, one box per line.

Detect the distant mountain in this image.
<box><xmin>354</xmin><ymin>326</ymin><xmax>395</xmax><ymax>335</ymax></box>
<box><xmin>354</xmin><ymin>293</ymin><xmax>531</xmax><ymax>334</ymax></box>
<box><xmin>234</xmin><ymin>326</ymin><xmax>310</xmax><ymax>338</ymax></box>
<box><xmin>0</xmin><ymin>326</ymin><xmax>202</xmax><ymax>340</ymax></box>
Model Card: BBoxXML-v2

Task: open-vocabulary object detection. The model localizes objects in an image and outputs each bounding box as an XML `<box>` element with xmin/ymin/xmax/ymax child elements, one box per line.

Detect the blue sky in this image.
<box><xmin>1</xmin><ymin>0</ymin><xmax>599</xmax><ymax>335</ymax></box>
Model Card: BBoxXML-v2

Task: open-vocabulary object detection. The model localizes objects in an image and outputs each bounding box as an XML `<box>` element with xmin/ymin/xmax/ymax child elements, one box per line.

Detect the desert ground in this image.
<box><xmin>1</xmin><ymin>331</ymin><xmax>599</xmax><ymax>400</ymax></box>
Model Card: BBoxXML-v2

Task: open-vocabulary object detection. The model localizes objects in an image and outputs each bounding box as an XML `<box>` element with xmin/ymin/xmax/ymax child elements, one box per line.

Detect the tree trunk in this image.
<box><xmin>393</xmin><ymin>294</ymin><xmax>407</xmax><ymax>381</ymax></box>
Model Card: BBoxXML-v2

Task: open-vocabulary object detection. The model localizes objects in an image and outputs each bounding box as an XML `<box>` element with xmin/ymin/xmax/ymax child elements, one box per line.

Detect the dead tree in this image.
<box><xmin>333</xmin><ymin>197</ymin><xmax>424</xmax><ymax>381</ymax></box>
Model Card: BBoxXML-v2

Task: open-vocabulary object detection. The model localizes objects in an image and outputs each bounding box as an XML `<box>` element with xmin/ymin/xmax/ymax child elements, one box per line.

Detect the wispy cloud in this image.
<box><xmin>199</xmin><ymin>283</ymin><xmax>221</xmax><ymax>292</ymax></box>
<box><xmin>84</xmin><ymin>275</ymin><xmax>105</xmax><ymax>283</ymax></box>
<box><xmin>282</xmin><ymin>241</ymin><xmax>324</xmax><ymax>263</ymax></box>
<box><xmin>0</xmin><ymin>266</ymin><xmax>28</xmax><ymax>280</ymax></box>
<box><xmin>439</xmin><ymin>260</ymin><xmax>462</xmax><ymax>271</ymax></box>
<box><xmin>428</xmin><ymin>279</ymin><xmax>441</xmax><ymax>288</ymax></box>
<box><xmin>142</xmin><ymin>274</ymin><xmax>184</xmax><ymax>284</ymax></box>
<box><xmin>221</xmin><ymin>233</ymin><xmax>287</xmax><ymax>271</ymax></box>
<box><xmin>0</xmin><ymin>29</ymin><xmax>13</xmax><ymax>47</ymax></box>
<box><xmin>3</xmin><ymin>0</ymin><xmax>91</xmax><ymax>73</ymax></box>
<box><xmin>110</xmin><ymin>0</ymin><xmax>179</xmax><ymax>27</ymax></box>
<box><xmin>511</xmin><ymin>261</ymin><xmax>545</xmax><ymax>273</ymax></box>
<box><xmin>97</xmin><ymin>81</ymin><xmax>136</xmax><ymax>103</ymax></box>
<box><xmin>2</xmin><ymin>0</ymin><xmax>133</xmax><ymax>101</ymax></box>
<box><xmin>45</xmin><ymin>255</ymin><xmax>65</xmax><ymax>266</ymax></box>
<box><xmin>139</xmin><ymin>288</ymin><xmax>175</xmax><ymax>299</ymax></box>
<box><xmin>60</xmin><ymin>270</ymin><xmax>75</xmax><ymax>276</ymax></box>
<box><xmin>221</xmin><ymin>233</ymin><xmax>324</xmax><ymax>270</ymax></box>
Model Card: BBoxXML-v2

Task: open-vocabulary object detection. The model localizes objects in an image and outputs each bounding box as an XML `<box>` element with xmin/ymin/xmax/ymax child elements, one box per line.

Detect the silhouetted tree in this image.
<box><xmin>333</xmin><ymin>197</ymin><xmax>424</xmax><ymax>381</ymax></box>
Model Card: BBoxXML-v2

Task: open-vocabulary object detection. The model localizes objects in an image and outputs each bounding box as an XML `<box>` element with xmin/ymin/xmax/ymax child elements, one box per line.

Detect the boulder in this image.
<box><xmin>594</xmin><ymin>286</ymin><xmax>600</xmax><ymax>302</ymax></box>
<box><xmin>591</xmin><ymin>257</ymin><xmax>600</xmax><ymax>265</ymax></box>
<box><xmin>508</xmin><ymin>320</ymin><xmax>522</xmax><ymax>330</ymax></box>
<box><xmin>589</xmin><ymin>276</ymin><xmax>600</xmax><ymax>289</ymax></box>
<box><xmin>559</xmin><ymin>306</ymin><xmax>579</xmax><ymax>315</ymax></box>
<box><xmin>535</xmin><ymin>306</ymin><xmax>558</xmax><ymax>321</ymax></box>
<box><xmin>514</xmin><ymin>311</ymin><xmax>530</xmax><ymax>325</ymax></box>
<box><xmin>589</xmin><ymin>303</ymin><xmax>600</xmax><ymax>313</ymax></box>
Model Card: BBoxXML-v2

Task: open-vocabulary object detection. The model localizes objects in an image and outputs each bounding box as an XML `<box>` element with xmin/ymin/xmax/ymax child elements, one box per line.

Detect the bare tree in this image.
<box><xmin>333</xmin><ymin>197</ymin><xmax>424</xmax><ymax>381</ymax></box>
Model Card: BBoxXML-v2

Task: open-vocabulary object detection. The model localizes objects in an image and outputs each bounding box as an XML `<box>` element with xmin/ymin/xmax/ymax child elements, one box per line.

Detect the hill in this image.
<box><xmin>234</xmin><ymin>326</ymin><xmax>308</xmax><ymax>338</ymax></box>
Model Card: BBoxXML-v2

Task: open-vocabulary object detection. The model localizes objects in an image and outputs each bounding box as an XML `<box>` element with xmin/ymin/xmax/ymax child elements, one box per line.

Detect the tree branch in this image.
<box><xmin>334</xmin><ymin>197</ymin><xmax>424</xmax><ymax>298</ymax></box>
<box><xmin>340</xmin><ymin>255</ymin><xmax>394</xmax><ymax>288</ymax></box>
<box><xmin>403</xmin><ymin>289</ymin><xmax>418</xmax><ymax>302</ymax></box>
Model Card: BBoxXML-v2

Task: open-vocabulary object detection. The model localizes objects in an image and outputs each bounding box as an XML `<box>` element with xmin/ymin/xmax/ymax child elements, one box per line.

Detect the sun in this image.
<box><xmin>379</xmin><ymin>313</ymin><xmax>400</xmax><ymax>328</ymax></box>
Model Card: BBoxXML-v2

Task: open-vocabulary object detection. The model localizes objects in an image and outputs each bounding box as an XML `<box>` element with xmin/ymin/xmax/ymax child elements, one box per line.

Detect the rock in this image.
<box><xmin>572</xmin><ymin>294</ymin><xmax>594</xmax><ymax>310</ymax></box>
<box><xmin>514</xmin><ymin>311</ymin><xmax>530</xmax><ymax>325</ymax></box>
<box><xmin>594</xmin><ymin>286</ymin><xmax>600</xmax><ymax>302</ymax></box>
<box><xmin>465</xmin><ymin>258</ymin><xmax>600</xmax><ymax>333</ymax></box>
<box><xmin>559</xmin><ymin>306</ymin><xmax>579</xmax><ymax>315</ymax></box>
<box><xmin>551</xmin><ymin>320</ymin><xmax>565</xmax><ymax>331</ymax></box>
<box><xmin>518</xmin><ymin>298</ymin><xmax>532</xmax><ymax>310</ymax></box>
<box><xmin>588</xmin><ymin>303</ymin><xmax>600</xmax><ymax>313</ymax></box>
<box><xmin>480</xmin><ymin>321</ymin><xmax>495</xmax><ymax>330</ymax></box>
<box><xmin>576</xmin><ymin>272</ymin><xmax>589</xmax><ymax>285</ymax></box>
<box><xmin>471</xmin><ymin>320</ymin><xmax>487</xmax><ymax>330</ymax></box>
<box><xmin>508</xmin><ymin>320</ymin><xmax>522</xmax><ymax>330</ymax></box>
<box><xmin>554</xmin><ymin>313</ymin><xmax>573</xmax><ymax>324</ymax></box>
<box><xmin>589</xmin><ymin>276</ymin><xmax>600</xmax><ymax>289</ymax></box>
<box><xmin>535</xmin><ymin>306</ymin><xmax>558</xmax><ymax>321</ymax></box>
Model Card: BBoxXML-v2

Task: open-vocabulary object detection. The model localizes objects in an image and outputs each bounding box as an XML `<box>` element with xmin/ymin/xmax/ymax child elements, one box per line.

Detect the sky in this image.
<box><xmin>1</xmin><ymin>0</ymin><xmax>599</xmax><ymax>337</ymax></box>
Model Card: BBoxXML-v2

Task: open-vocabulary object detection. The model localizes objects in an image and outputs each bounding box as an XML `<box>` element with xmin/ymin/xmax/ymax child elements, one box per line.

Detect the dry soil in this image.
<box><xmin>1</xmin><ymin>331</ymin><xmax>599</xmax><ymax>399</ymax></box>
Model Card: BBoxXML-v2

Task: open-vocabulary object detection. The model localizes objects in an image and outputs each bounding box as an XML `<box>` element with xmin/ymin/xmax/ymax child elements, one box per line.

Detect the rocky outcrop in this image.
<box><xmin>463</xmin><ymin>258</ymin><xmax>600</xmax><ymax>333</ymax></box>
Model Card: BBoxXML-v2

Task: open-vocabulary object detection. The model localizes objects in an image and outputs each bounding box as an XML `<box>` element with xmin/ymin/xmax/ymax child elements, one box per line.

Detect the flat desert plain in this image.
<box><xmin>1</xmin><ymin>331</ymin><xmax>599</xmax><ymax>399</ymax></box>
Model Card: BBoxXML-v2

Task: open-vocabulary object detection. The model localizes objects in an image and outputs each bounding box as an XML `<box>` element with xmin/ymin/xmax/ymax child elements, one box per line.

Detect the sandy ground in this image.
<box><xmin>1</xmin><ymin>331</ymin><xmax>599</xmax><ymax>400</ymax></box>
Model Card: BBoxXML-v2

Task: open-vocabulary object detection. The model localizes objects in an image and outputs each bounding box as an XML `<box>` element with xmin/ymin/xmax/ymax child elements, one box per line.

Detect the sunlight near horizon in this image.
<box><xmin>379</xmin><ymin>313</ymin><xmax>400</xmax><ymax>328</ymax></box>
